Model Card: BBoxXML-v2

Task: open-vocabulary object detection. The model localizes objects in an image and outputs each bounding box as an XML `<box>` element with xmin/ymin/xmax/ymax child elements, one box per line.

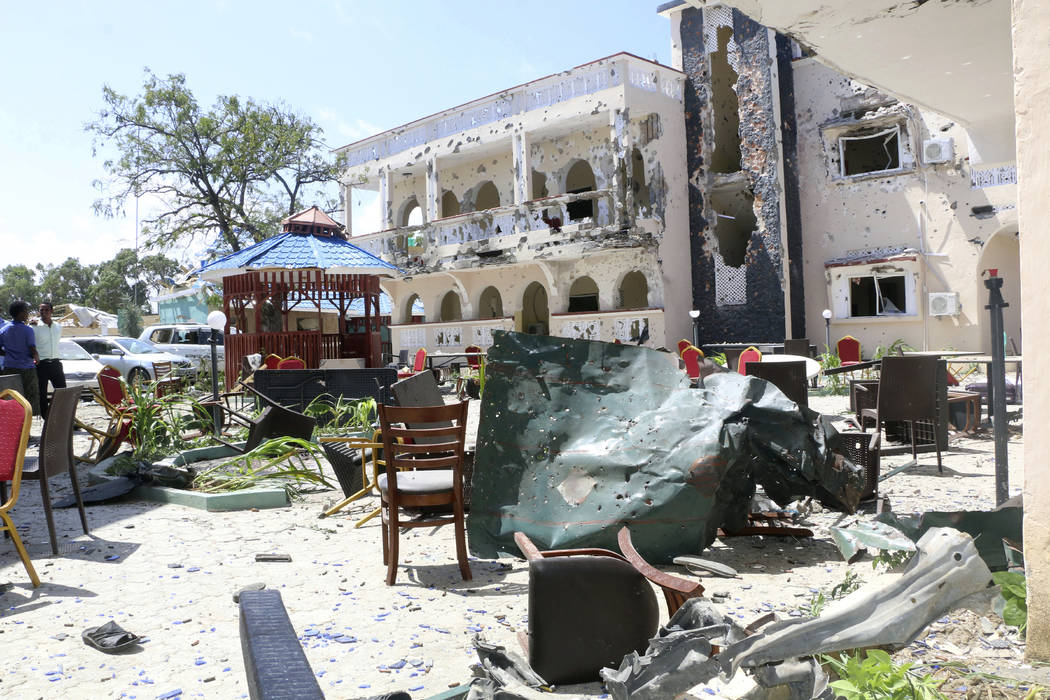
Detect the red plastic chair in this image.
<box><xmin>737</xmin><ymin>346</ymin><xmax>762</xmax><ymax>375</ymax></box>
<box><xmin>677</xmin><ymin>339</ymin><xmax>693</xmax><ymax>357</ymax></box>
<box><xmin>0</xmin><ymin>389</ymin><xmax>40</xmax><ymax>587</ymax></box>
<box><xmin>398</xmin><ymin>348</ymin><xmax>428</xmax><ymax>379</ymax></box>
<box><xmin>263</xmin><ymin>354</ymin><xmax>283</xmax><ymax>370</ymax></box>
<box><xmin>836</xmin><ymin>336</ymin><xmax>861</xmax><ymax>366</ymax></box>
<box><xmin>277</xmin><ymin>356</ymin><xmax>306</xmax><ymax>370</ymax></box>
<box><xmin>681</xmin><ymin>345</ymin><xmax>705</xmax><ymax>380</ymax></box>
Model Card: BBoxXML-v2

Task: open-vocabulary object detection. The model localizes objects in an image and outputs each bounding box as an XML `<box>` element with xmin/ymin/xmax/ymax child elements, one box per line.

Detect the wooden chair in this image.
<box><xmin>837</xmin><ymin>335</ymin><xmax>862</xmax><ymax>366</ymax></box>
<box><xmin>859</xmin><ymin>356</ymin><xmax>943</xmax><ymax>472</ymax></box>
<box><xmin>263</xmin><ymin>354</ymin><xmax>283</xmax><ymax>370</ymax></box>
<box><xmin>617</xmin><ymin>526</ymin><xmax>704</xmax><ymax>617</ymax></box>
<box><xmin>21</xmin><ymin>386</ymin><xmax>89</xmax><ymax>556</ymax></box>
<box><xmin>377</xmin><ymin>400</ymin><xmax>470</xmax><ymax>585</ymax></box>
<box><xmin>681</xmin><ymin>345</ymin><xmax>705</xmax><ymax>381</ymax></box>
<box><xmin>397</xmin><ymin>348</ymin><xmax>427</xmax><ymax>380</ymax></box>
<box><xmin>76</xmin><ymin>366</ymin><xmax>134</xmax><ymax>464</ymax></box>
<box><xmin>746</xmin><ymin>360</ymin><xmax>809</xmax><ymax>408</ymax></box>
<box><xmin>677</xmin><ymin>339</ymin><xmax>693</xmax><ymax>357</ymax></box>
<box><xmin>151</xmin><ymin>361</ymin><xmax>183</xmax><ymax>397</ymax></box>
<box><xmin>0</xmin><ymin>389</ymin><xmax>40</xmax><ymax>586</ymax></box>
<box><xmin>737</xmin><ymin>346</ymin><xmax>762</xmax><ymax>375</ymax></box>
<box><xmin>277</xmin><ymin>356</ymin><xmax>306</xmax><ymax>370</ymax></box>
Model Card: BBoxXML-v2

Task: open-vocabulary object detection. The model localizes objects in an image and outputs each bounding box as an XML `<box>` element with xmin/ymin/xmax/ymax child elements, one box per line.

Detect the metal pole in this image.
<box><xmin>984</xmin><ymin>275</ymin><xmax>1009</xmax><ymax>505</ymax></box>
<box><xmin>210</xmin><ymin>329</ymin><xmax>221</xmax><ymax>437</ymax></box>
<box><xmin>692</xmin><ymin>318</ymin><xmax>700</xmax><ymax>347</ymax></box>
<box><xmin>824</xmin><ymin>318</ymin><xmax>831</xmax><ymax>354</ymax></box>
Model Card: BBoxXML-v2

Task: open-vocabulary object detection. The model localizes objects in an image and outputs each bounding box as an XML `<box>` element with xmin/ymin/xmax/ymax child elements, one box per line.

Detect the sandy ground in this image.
<box><xmin>0</xmin><ymin>386</ymin><xmax>1039</xmax><ymax>699</ymax></box>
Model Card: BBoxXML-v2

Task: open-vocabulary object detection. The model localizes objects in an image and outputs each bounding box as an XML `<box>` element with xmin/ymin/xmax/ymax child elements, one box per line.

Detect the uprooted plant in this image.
<box><xmin>191</xmin><ymin>436</ymin><xmax>332</xmax><ymax>496</ymax></box>
<box><xmin>304</xmin><ymin>394</ymin><xmax>376</xmax><ymax>436</ymax></box>
<box><xmin>822</xmin><ymin>649</ymin><xmax>947</xmax><ymax>700</ymax></box>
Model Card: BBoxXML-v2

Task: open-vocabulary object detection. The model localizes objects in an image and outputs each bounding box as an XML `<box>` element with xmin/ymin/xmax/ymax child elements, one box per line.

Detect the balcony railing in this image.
<box><xmin>551</xmin><ymin>308</ymin><xmax>665</xmax><ymax>347</ymax></box>
<box><xmin>352</xmin><ymin>189</ymin><xmax>653</xmax><ymax>271</ymax></box>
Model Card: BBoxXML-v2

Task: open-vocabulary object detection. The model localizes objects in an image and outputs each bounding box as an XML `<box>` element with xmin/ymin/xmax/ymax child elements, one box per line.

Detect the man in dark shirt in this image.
<box><xmin>0</xmin><ymin>300</ymin><xmax>40</xmax><ymax>415</ymax></box>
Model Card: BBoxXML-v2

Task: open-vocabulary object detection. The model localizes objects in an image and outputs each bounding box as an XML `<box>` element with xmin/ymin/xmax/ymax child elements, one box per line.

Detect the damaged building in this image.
<box><xmin>335</xmin><ymin>54</ymin><xmax>692</xmax><ymax>353</ymax></box>
<box><xmin>659</xmin><ymin>1</ymin><xmax>1019</xmax><ymax>353</ymax></box>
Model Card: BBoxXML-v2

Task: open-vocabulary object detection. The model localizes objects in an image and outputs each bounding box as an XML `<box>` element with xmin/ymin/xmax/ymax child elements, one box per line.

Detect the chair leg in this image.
<box><xmin>385</xmin><ymin>507</ymin><xmax>400</xmax><ymax>586</ymax></box>
<box><xmin>909</xmin><ymin>420</ymin><xmax>918</xmax><ymax>461</ymax></box>
<box><xmin>38</xmin><ymin>478</ymin><xmax>59</xmax><ymax>556</ymax></box>
<box><xmin>1</xmin><ymin>512</ymin><xmax>40</xmax><ymax>587</ymax></box>
<box><xmin>453</xmin><ymin>494</ymin><xmax>472</xmax><ymax>582</ymax></box>
<box><xmin>68</xmin><ymin>466</ymin><xmax>89</xmax><ymax>535</ymax></box>
<box><xmin>380</xmin><ymin>505</ymin><xmax>389</xmax><ymax>566</ymax></box>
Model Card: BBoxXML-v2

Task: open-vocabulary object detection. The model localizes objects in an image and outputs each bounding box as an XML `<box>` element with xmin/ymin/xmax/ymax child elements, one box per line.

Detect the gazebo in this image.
<box><xmin>194</xmin><ymin>207</ymin><xmax>399</xmax><ymax>386</ymax></box>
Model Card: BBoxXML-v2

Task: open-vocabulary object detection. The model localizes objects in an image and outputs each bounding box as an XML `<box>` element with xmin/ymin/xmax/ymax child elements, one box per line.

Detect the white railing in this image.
<box><xmin>392</xmin><ymin>318</ymin><xmax>515</xmax><ymax>353</ymax></box>
<box><xmin>552</xmin><ymin>308</ymin><xmax>665</xmax><ymax>347</ymax></box>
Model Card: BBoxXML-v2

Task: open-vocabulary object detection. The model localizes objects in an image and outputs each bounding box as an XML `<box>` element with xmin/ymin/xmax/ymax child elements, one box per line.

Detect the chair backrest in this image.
<box><xmin>397</xmin><ymin>349</ymin><xmax>409</xmax><ymax>366</ymax></box>
<box><xmin>464</xmin><ymin>345</ymin><xmax>483</xmax><ymax>370</ymax></box>
<box><xmin>245</xmin><ymin>403</ymin><xmax>317</xmax><ymax>453</ymax></box>
<box><xmin>412</xmin><ymin>348</ymin><xmax>427</xmax><ymax>372</ymax></box>
<box><xmin>876</xmin><ymin>356</ymin><xmax>939</xmax><ymax>420</ymax></box>
<box><xmin>378</xmin><ymin>401</ymin><xmax>467</xmax><ymax>492</ymax></box>
<box><xmin>153</xmin><ymin>361</ymin><xmax>173</xmax><ymax>379</ymax></box>
<box><xmin>263</xmin><ymin>354</ymin><xmax>283</xmax><ymax>370</ymax></box>
<box><xmin>746</xmin><ymin>360</ymin><xmax>809</xmax><ymax>408</ymax></box>
<box><xmin>677</xmin><ymin>339</ymin><xmax>693</xmax><ymax>357</ymax></box>
<box><xmin>0</xmin><ymin>389</ymin><xmax>31</xmax><ymax>487</ymax></box>
<box><xmin>38</xmin><ymin>386</ymin><xmax>80</xmax><ymax>479</ymax></box>
<box><xmin>277</xmin><ymin>356</ymin><xmax>306</xmax><ymax>370</ymax></box>
<box><xmin>681</xmin><ymin>345</ymin><xmax>704</xmax><ymax>379</ymax></box>
<box><xmin>97</xmin><ymin>366</ymin><xmax>127</xmax><ymax>407</ymax></box>
<box><xmin>783</xmin><ymin>338</ymin><xmax>810</xmax><ymax>357</ymax></box>
<box><xmin>837</xmin><ymin>335</ymin><xmax>862</xmax><ymax>363</ymax></box>
<box><xmin>737</xmin><ymin>346</ymin><xmax>762</xmax><ymax>374</ymax></box>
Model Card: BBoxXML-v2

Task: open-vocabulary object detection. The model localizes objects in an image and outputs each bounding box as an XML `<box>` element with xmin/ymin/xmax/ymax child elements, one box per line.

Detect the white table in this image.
<box><xmin>760</xmin><ymin>353</ymin><xmax>821</xmax><ymax>379</ymax></box>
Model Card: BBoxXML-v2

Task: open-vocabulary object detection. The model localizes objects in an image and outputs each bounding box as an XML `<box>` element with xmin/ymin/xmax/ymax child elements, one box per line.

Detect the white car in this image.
<box><xmin>60</xmin><ymin>339</ymin><xmax>106</xmax><ymax>389</ymax></box>
<box><xmin>139</xmin><ymin>324</ymin><xmax>225</xmax><ymax>363</ymax></box>
<box><xmin>70</xmin><ymin>336</ymin><xmax>198</xmax><ymax>385</ymax></box>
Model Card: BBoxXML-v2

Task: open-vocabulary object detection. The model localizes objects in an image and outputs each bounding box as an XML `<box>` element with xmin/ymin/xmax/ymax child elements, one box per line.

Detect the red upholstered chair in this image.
<box><xmin>837</xmin><ymin>335</ymin><xmax>862</xmax><ymax>365</ymax></box>
<box><xmin>0</xmin><ymin>389</ymin><xmax>41</xmax><ymax>586</ymax></box>
<box><xmin>677</xmin><ymin>339</ymin><xmax>693</xmax><ymax>357</ymax></box>
<box><xmin>77</xmin><ymin>366</ymin><xmax>135</xmax><ymax>464</ymax></box>
<box><xmin>464</xmin><ymin>345</ymin><xmax>483</xmax><ymax>371</ymax></box>
<box><xmin>263</xmin><ymin>354</ymin><xmax>283</xmax><ymax>370</ymax></box>
<box><xmin>277</xmin><ymin>356</ymin><xmax>306</xmax><ymax>370</ymax></box>
<box><xmin>397</xmin><ymin>348</ymin><xmax>427</xmax><ymax>379</ymax></box>
<box><xmin>737</xmin><ymin>346</ymin><xmax>762</xmax><ymax>375</ymax></box>
<box><xmin>681</xmin><ymin>345</ymin><xmax>705</xmax><ymax>380</ymax></box>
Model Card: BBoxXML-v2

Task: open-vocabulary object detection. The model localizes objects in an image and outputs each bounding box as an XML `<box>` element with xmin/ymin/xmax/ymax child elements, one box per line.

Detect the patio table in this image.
<box><xmin>760</xmin><ymin>353</ymin><xmax>821</xmax><ymax>379</ymax></box>
<box><xmin>425</xmin><ymin>351</ymin><xmax>486</xmax><ymax>371</ymax></box>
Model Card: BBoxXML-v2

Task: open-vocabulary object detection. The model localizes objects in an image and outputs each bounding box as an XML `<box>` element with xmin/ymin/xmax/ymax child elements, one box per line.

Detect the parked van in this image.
<box><xmin>139</xmin><ymin>324</ymin><xmax>225</xmax><ymax>363</ymax></box>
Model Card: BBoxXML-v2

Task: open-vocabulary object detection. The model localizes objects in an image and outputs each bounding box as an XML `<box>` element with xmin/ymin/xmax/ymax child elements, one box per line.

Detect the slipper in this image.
<box><xmin>82</xmin><ymin>621</ymin><xmax>141</xmax><ymax>653</ymax></box>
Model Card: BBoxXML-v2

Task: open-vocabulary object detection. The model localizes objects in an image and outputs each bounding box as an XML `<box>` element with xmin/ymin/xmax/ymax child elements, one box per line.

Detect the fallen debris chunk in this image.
<box><xmin>829</xmin><ymin>520</ymin><xmax>916</xmax><ymax>562</ymax></box>
<box><xmin>672</xmin><ymin>556</ymin><xmax>739</xmax><ymax>579</ymax></box>
<box><xmin>255</xmin><ymin>553</ymin><xmax>292</xmax><ymax>562</ymax></box>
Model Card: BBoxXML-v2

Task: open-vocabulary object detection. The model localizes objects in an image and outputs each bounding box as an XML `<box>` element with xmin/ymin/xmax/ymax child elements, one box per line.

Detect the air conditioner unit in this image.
<box><xmin>923</xmin><ymin>138</ymin><xmax>954</xmax><ymax>164</ymax></box>
<box><xmin>928</xmin><ymin>292</ymin><xmax>960</xmax><ymax>317</ymax></box>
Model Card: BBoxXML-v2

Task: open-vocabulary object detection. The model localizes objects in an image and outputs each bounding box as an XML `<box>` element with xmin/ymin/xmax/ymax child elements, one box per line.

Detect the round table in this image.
<box><xmin>760</xmin><ymin>353</ymin><xmax>821</xmax><ymax>379</ymax></box>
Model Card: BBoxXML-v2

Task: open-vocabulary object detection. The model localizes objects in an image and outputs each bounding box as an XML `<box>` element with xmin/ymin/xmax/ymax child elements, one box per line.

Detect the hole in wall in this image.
<box><xmin>710</xmin><ymin>187</ymin><xmax>756</xmax><ymax>267</ymax></box>
<box><xmin>710</xmin><ymin>25</ymin><xmax>742</xmax><ymax>174</ymax></box>
<box><xmin>565</xmin><ymin>160</ymin><xmax>596</xmax><ymax>221</ymax></box>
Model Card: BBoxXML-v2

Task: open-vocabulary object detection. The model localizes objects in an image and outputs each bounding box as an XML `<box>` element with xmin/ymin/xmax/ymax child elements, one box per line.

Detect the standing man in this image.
<box><xmin>0</xmin><ymin>300</ymin><xmax>40</xmax><ymax>415</ymax></box>
<box><xmin>34</xmin><ymin>301</ymin><xmax>65</xmax><ymax>419</ymax></box>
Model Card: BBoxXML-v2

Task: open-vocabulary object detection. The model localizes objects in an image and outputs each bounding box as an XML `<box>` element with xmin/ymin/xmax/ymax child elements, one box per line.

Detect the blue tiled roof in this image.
<box><xmin>193</xmin><ymin>232</ymin><xmax>399</xmax><ymax>275</ymax></box>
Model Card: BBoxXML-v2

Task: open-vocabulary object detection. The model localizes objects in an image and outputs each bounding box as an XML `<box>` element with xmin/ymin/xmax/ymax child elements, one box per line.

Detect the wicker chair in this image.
<box><xmin>746</xmin><ymin>360</ymin><xmax>809</xmax><ymax>408</ymax></box>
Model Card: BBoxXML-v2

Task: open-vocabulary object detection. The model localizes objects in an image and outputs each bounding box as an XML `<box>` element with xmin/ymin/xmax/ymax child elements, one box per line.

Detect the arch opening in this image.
<box><xmin>568</xmin><ymin>276</ymin><xmax>600</xmax><ymax>313</ymax></box>
<box><xmin>403</xmin><ymin>294</ymin><xmax>423</xmax><ymax>324</ymax></box>
<box><xmin>521</xmin><ymin>282</ymin><xmax>549</xmax><ymax>335</ymax></box>
<box><xmin>474</xmin><ymin>181</ymin><xmax>500</xmax><ymax>211</ymax></box>
<box><xmin>478</xmin><ymin>286</ymin><xmax>504</xmax><ymax>319</ymax></box>
<box><xmin>400</xmin><ymin>197</ymin><xmax>423</xmax><ymax>227</ymax></box>
<box><xmin>441</xmin><ymin>190</ymin><xmax>460</xmax><ymax>217</ymax></box>
<box><xmin>619</xmin><ymin>271</ymin><xmax>649</xmax><ymax>309</ymax></box>
<box><xmin>439</xmin><ymin>291</ymin><xmax>462</xmax><ymax>322</ymax></box>
<box><xmin>565</xmin><ymin>160</ymin><xmax>596</xmax><ymax>222</ymax></box>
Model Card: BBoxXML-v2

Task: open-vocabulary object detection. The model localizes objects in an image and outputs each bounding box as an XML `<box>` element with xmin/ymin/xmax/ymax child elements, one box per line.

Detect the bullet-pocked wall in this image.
<box><xmin>677</xmin><ymin>5</ymin><xmax>789</xmax><ymax>344</ymax></box>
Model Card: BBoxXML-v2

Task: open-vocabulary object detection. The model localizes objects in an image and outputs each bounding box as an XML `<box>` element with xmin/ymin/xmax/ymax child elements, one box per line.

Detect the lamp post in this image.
<box><xmin>822</xmin><ymin>308</ymin><xmax>832</xmax><ymax>353</ymax></box>
<box><xmin>206</xmin><ymin>310</ymin><xmax>227</xmax><ymax>437</ymax></box>
<box><xmin>689</xmin><ymin>309</ymin><xmax>700</xmax><ymax>347</ymax></box>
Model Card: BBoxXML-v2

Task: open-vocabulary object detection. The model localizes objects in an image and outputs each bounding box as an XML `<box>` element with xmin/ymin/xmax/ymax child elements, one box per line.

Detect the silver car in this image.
<box><xmin>60</xmin><ymin>339</ymin><xmax>106</xmax><ymax>389</ymax></box>
<box><xmin>70</xmin><ymin>336</ymin><xmax>197</xmax><ymax>385</ymax></box>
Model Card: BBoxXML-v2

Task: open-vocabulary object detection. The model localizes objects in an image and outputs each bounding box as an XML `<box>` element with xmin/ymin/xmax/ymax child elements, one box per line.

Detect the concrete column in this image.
<box><xmin>425</xmin><ymin>157</ymin><xmax>439</xmax><ymax>222</ymax></box>
<box><xmin>1014</xmin><ymin>0</ymin><xmax>1050</xmax><ymax>661</ymax></box>
<box><xmin>611</xmin><ymin>110</ymin><xmax>632</xmax><ymax>229</ymax></box>
<box><xmin>379</xmin><ymin>169</ymin><xmax>394</xmax><ymax>230</ymax></box>
<box><xmin>512</xmin><ymin>131</ymin><xmax>532</xmax><ymax>205</ymax></box>
<box><xmin>342</xmin><ymin>184</ymin><xmax>352</xmax><ymax>235</ymax></box>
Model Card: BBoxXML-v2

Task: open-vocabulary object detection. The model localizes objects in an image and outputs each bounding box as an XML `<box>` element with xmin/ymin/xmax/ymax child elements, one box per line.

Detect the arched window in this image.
<box><xmin>618</xmin><ymin>271</ymin><xmax>649</xmax><ymax>309</ymax></box>
<box><xmin>441</xmin><ymin>190</ymin><xmax>460</xmax><ymax>217</ymax></box>
<box><xmin>403</xmin><ymin>294</ymin><xmax>423</xmax><ymax>324</ymax></box>
<box><xmin>400</xmin><ymin>197</ymin><xmax>423</xmax><ymax>227</ymax></box>
<box><xmin>521</xmin><ymin>282</ymin><xmax>549</xmax><ymax>335</ymax></box>
<box><xmin>631</xmin><ymin>148</ymin><xmax>651</xmax><ymax>217</ymax></box>
<box><xmin>439</xmin><ymin>291</ymin><xmax>462</xmax><ymax>322</ymax></box>
<box><xmin>565</xmin><ymin>160</ymin><xmax>596</xmax><ymax>221</ymax></box>
<box><xmin>474</xmin><ymin>181</ymin><xmax>500</xmax><ymax>211</ymax></box>
<box><xmin>568</xmin><ymin>276</ymin><xmax>600</xmax><ymax>313</ymax></box>
<box><xmin>478</xmin><ymin>286</ymin><xmax>504</xmax><ymax>319</ymax></box>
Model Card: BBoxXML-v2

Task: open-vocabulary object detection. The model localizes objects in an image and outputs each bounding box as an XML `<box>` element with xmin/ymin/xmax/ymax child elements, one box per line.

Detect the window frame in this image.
<box><xmin>838</xmin><ymin>125</ymin><xmax>904</xmax><ymax>178</ymax></box>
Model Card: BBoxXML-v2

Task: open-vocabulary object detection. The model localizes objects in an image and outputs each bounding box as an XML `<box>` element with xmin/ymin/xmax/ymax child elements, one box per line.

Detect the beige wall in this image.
<box><xmin>793</xmin><ymin>59</ymin><xmax>1019</xmax><ymax>355</ymax></box>
<box><xmin>1014</xmin><ymin>0</ymin><xmax>1050</xmax><ymax>660</ymax></box>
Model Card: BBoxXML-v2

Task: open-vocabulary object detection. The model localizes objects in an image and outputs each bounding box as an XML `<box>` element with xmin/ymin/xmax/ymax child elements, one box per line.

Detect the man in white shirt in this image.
<box><xmin>33</xmin><ymin>301</ymin><xmax>65</xmax><ymax>419</ymax></box>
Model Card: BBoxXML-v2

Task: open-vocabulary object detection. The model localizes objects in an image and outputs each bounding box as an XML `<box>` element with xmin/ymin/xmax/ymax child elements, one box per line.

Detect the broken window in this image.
<box><xmin>474</xmin><ymin>181</ymin><xmax>501</xmax><ymax>211</ymax></box>
<box><xmin>568</xmin><ymin>276</ymin><xmax>600</xmax><ymax>313</ymax></box>
<box><xmin>478</xmin><ymin>286</ymin><xmax>504</xmax><ymax>319</ymax></box>
<box><xmin>618</xmin><ymin>271</ymin><xmax>648</xmax><ymax>309</ymax></box>
<box><xmin>565</xmin><ymin>160</ymin><xmax>596</xmax><ymax>222</ymax></box>
<box><xmin>631</xmin><ymin>148</ymin><xmax>651</xmax><ymax>217</ymax></box>
<box><xmin>839</xmin><ymin>126</ymin><xmax>902</xmax><ymax>177</ymax></box>
<box><xmin>637</xmin><ymin>113</ymin><xmax>660</xmax><ymax>147</ymax></box>
<box><xmin>849</xmin><ymin>274</ymin><xmax>908</xmax><ymax>316</ymax></box>
<box><xmin>441</xmin><ymin>190</ymin><xmax>460</xmax><ymax>217</ymax></box>
<box><xmin>439</xmin><ymin>291</ymin><xmax>462</xmax><ymax>322</ymax></box>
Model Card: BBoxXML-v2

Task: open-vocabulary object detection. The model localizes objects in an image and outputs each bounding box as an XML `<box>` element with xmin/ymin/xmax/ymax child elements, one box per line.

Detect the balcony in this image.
<box><xmin>352</xmin><ymin>189</ymin><xmax>657</xmax><ymax>272</ymax></box>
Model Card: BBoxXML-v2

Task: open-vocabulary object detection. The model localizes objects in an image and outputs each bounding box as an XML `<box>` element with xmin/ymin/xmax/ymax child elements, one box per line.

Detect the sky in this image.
<box><xmin>0</xmin><ymin>0</ymin><xmax>673</xmax><ymax>274</ymax></box>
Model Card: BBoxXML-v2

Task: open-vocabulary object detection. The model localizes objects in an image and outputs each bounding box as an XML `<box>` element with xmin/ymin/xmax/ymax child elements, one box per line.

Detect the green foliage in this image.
<box><xmin>872</xmin><ymin>338</ymin><xmax>914</xmax><ymax>360</ymax></box>
<box><xmin>708</xmin><ymin>352</ymin><xmax>727</xmax><ymax>368</ymax></box>
<box><xmin>805</xmin><ymin>569</ymin><xmax>863</xmax><ymax>617</ymax></box>
<box><xmin>121</xmin><ymin>376</ymin><xmax>204</xmax><ymax>461</ymax></box>
<box><xmin>87</xmin><ymin>69</ymin><xmax>343</xmax><ymax>255</ymax></box>
<box><xmin>0</xmin><ymin>264</ymin><xmax>40</xmax><ymax>312</ymax></box>
<box><xmin>872</xmin><ymin>549</ymin><xmax>914</xmax><ymax>571</ymax></box>
<box><xmin>477</xmin><ymin>356</ymin><xmax>487</xmax><ymax>399</ymax></box>
<box><xmin>304</xmin><ymin>394</ymin><xmax>377</xmax><ymax>436</ymax></box>
<box><xmin>823</xmin><ymin>650</ymin><xmax>947</xmax><ymax>700</ymax></box>
<box><xmin>818</xmin><ymin>351</ymin><xmax>849</xmax><ymax>395</ymax></box>
<box><xmin>192</xmin><ymin>436</ymin><xmax>331</xmax><ymax>496</ymax></box>
<box><xmin>992</xmin><ymin>571</ymin><xmax>1028</xmax><ymax>632</ymax></box>
<box><xmin>118</xmin><ymin>299</ymin><xmax>143</xmax><ymax>337</ymax></box>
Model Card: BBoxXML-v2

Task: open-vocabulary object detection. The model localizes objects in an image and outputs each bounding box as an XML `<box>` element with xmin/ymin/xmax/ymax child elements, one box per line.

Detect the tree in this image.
<box><xmin>88</xmin><ymin>70</ymin><xmax>342</xmax><ymax>255</ymax></box>
<box><xmin>0</xmin><ymin>265</ymin><xmax>40</xmax><ymax>313</ymax></box>
<box><xmin>37</xmin><ymin>258</ymin><xmax>97</xmax><ymax>306</ymax></box>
